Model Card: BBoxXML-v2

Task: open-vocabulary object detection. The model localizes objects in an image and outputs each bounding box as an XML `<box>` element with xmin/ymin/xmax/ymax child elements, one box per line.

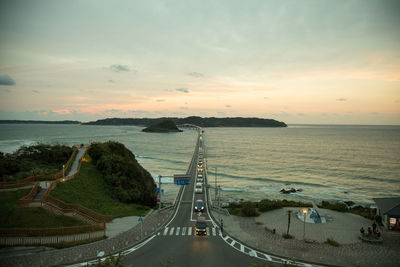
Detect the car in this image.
<box><xmin>197</xmin><ymin>173</ymin><xmax>203</xmax><ymax>178</ymax></box>
<box><xmin>197</xmin><ymin>168</ymin><xmax>203</xmax><ymax>173</ymax></box>
<box><xmin>194</xmin><ymin>199</ymin><xmax>204</xmax><ymax>212</ymax></box>
<box><xmin>194</xmin><ymin>183</ymin><xmax>203</xmax><ymax>193</ymax></box>
<box><xmin>196</xmin><ymin>176</ymin><xmax>203</xmax><ymax>183</ymax></box>
<box><xmin>195</xmin><ymin>216</ymin><xmax>207</xmax><ymax>235</ymax></box>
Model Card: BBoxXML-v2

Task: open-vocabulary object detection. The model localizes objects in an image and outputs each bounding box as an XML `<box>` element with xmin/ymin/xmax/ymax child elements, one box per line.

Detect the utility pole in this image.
<box><xmin>158</xmin><ymin>175</ymin><xmax>162</xmax><ymax>211</ymax></box>
<box><xmin>62</xmin><ymin>165</ymin><xmax>65</xmax><ymax>178</ymax></box>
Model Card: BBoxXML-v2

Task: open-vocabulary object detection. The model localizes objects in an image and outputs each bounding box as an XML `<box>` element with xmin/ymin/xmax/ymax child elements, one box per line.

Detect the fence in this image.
<box><xmin>0</xmin><ymin>230</ymin><xmax>105</xmax><ymax>246</ymax></box>
<box><xmin>0</xmin><ymin>149</ymin><xmax>78</xmax><ymax>189</ymax></box>
<box><xmin>19</xmin><ymin>182</ymin><xmax>40</xmax><ymax>205</ymax></box>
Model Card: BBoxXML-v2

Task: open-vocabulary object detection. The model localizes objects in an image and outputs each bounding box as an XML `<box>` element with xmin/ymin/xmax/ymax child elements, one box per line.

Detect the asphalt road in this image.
<box><xmin>123</xmin><ymin>129</ymin><xmax>267</xmax><ymax>267</ymax></box>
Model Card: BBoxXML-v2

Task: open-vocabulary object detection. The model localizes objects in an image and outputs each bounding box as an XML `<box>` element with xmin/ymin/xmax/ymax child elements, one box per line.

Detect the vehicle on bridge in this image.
<box><xmin>195</xmin><ymin>183</ymin><xmax>203</xmax><ymax>193</ymax></box>
<box><xmin>195</xmin><ymin>216</ymin><xmax>207</xmax><ymax>235</ymax></box>
<box><xmin>194</xmin><ymin>199</ymin><xmax>204</xmax><ymax>212</ymax></box>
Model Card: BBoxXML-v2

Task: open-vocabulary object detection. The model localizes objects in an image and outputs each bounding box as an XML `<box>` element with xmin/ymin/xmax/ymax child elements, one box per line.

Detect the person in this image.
<box><xmin>372</xmin><ymin>222</ymin><xmax>377</xmax><ymax>233</ymax></box>
<box><xmin>220</xmin><ymin>218</ymin><xmax>224</xmax><ymax>233</ymax></box>
<box><xmin>360</xmin><ymin>227</ymin><xmax>365</xmax><ymax>235</ymax></box>
<box><xmin>375</xmin><ymin>229</ymin><xmax>381</xmax><ymax>238</ymax></box>
<box><xmin>368</xmin><ymin>227</ymin><xmax>372</xmax><ymax>235</ymax></box>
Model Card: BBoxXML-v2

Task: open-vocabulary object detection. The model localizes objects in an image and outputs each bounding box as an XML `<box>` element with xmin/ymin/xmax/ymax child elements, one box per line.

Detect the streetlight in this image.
<box><xmin>62</xmin><ymin>165</ymin><xmax>65</xmax><ymax>178</ymax></box>
<box><xmin>302</xmin><ymin>208</ymin><xmax>308</xmax><ymax>248</ymax></box>
<box><xmin>158</xmin><ymin>175</ymin><xmax>162</xmax><ymax>211</ymax></box>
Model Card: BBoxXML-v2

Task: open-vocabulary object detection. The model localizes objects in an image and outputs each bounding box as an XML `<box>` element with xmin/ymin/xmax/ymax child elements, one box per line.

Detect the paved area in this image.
<box><xmin>213</xmin><ymin>207</ymin><xmax>400</xmax><ymax>267</ymax></box>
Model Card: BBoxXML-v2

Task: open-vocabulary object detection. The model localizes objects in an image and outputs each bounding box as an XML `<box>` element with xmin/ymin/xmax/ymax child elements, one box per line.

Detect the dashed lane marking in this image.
<box><xmin>169</xmin><ymin>227</ymin><xmax>174</xmax><ymax>236</ymax></box>
<box><xmin>163</xmin><ymin>227</ymin><xmax>169</xmax><ymax>236</ymax></box>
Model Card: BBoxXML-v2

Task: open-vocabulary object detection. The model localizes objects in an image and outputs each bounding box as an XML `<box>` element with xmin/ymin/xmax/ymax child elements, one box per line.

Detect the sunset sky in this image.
<box><xmin>0</xmin><ymin>0</ymin><xmax>399</xmax><ymax>124</ymax></box>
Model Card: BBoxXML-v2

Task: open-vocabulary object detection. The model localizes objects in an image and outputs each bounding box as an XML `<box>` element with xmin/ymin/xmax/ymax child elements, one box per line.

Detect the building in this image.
<box><xmin>373</xmin><ymin>197</ymin><xmax>400</xmax><ymax>230</ymax></box>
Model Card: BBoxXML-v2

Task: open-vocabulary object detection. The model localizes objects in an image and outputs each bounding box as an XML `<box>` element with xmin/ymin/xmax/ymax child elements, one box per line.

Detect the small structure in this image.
<box><xmin>296</xmin><ymin>208</ymin><xmax>328</xmax><ymax>224</ymax></box>
<box><xmin>373</xmin><ymin>197</ymin><xmax>400</xmax><ymax>230</ymax></box>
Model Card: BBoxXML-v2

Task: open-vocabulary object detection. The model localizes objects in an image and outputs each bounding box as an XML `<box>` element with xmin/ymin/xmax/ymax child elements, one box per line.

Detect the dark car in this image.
<box><xmin>196</xmin><ymin>216</ymin><xmax>207</xmax><ymax>236</ymax></box>
<box><xmin>194</xmin><ymin>200</ymin><xmax>204</xmax><ymax>212</ymax></box>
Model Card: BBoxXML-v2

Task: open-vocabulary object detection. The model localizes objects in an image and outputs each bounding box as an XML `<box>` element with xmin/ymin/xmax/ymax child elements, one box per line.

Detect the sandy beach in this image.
<box><xmin>215</xmin><ymin>207</ymin><xmax>400</xmax><ymax>266</ymax></box>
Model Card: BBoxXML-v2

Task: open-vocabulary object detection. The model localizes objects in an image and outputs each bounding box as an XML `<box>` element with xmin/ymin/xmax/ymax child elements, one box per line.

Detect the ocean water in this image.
<box><xmin>0</xmin><ymin>124</ymin><xmax>399</xmax><ymax>205</ymax></box>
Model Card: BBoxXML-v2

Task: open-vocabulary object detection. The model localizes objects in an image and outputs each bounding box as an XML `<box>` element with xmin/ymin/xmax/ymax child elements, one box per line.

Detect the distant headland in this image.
<box><xmin>0</xmin><ymin>117</ymin><xmax>287</xmax><ymax>127</ymax></box>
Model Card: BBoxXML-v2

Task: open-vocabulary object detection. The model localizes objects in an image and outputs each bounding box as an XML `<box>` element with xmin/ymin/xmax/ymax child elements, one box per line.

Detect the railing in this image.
<box><xmin>0</xmin><ymin>223</ymin><xmax>105</xmax><ymax>237</ymax></box>
<box><xmin>45</xmin><ymin>195</ymin><xmax>113</xmax><ymax>223</ymax></box>
<box><xmin>0</xmin><ymin>149</ymin><xmax>78</xmax><ymax>189</ymax></box>
<box><xmin>19</xmin><ymin>182</ymin><xmax>40</xmax><ymax>205</ymax></box>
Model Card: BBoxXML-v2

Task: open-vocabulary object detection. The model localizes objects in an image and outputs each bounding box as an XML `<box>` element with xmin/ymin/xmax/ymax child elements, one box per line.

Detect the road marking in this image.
<box><xmin>163</xmin><ymin>227</ymin><xmax>168</xmax><ymax>236</ymax></box>
<box><xmin>212</xmin><ymin>227</ymin><xmax>216</xmax><ymax>236</ymax></box>
<box><xmin>166</xmin><ymin>185</ymin><xmax>186</xmax><ymax>227</ymax></box>
<box><xmin>188</xmin><ymin>227</ymin><xmax>192</xmax><ymax>236</ymax></box>
<box><xmin>176</xmin><ymin>227</ymin><xmax>180</xmax><ymax>236</ymax></box>
<box><xmin>239</xmin><ymin>244</ymin><xmax>244</xmax><ymax>252</ymax></box>
<box><xmin>169</xmin><ymin>227</ymin><xmax>174</xmax><ymax>235</ymax></box>
<box><xmin>182</xmin><ymin>227</ymin><xmax>186</xmax><ymax>236</ymax></box>
<box><xmin>206</xmin><ymin>227</ymin><xmax>210</xmax><ymax>235</ymax></box>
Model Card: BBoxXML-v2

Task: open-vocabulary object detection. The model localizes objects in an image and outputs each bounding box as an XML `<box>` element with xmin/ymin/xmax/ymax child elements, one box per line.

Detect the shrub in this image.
<box><xmin>318</xmin><ymin>201</ymin><xmax>348</xmax><ymax>212</ymax></box>
<box><xmin>325</xmin><ymin>237</ymin><xmax>340</xmax><ymax>246</ymax></box>
<box><xmin>241</xmin><ymin>201</ymin><xmax>259</xmax><ymax>217</ymax></box>
<box><xmin>282</xmin><ymin>233</ymin><xmax>294</xmax><ymax>239</ymax></box>
<box><xmin>258</xmin><ymin>199</ymin><xmax>281</xmax><ymax>212</ymax></box>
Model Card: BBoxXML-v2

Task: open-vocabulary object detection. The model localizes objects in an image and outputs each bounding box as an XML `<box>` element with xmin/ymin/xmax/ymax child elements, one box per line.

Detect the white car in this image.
<box><xmin>195</xmin><ymin>183</ymin><xmax>203</xmax><ymax>194</ymax></box>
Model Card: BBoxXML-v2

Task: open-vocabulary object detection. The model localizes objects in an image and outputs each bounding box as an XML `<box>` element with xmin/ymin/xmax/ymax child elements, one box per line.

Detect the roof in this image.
<box><xmin>373</xmin><ymin>197</ymin><xmax>400</xmax><ymax>217</ymax></box>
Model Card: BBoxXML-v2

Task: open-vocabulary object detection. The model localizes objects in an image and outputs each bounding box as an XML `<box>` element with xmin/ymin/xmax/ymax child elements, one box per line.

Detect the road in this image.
<box><xmin>123</xmin><ymin>129</ymin><xmax>268</xmax><ymax>267</ymax></box>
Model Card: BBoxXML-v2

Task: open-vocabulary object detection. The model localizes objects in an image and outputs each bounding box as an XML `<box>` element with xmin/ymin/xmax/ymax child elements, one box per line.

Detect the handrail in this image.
<box><xmin>19</xmin><ymin>182</ymin><xmax>40</xmax><ymax>205</ymax></box>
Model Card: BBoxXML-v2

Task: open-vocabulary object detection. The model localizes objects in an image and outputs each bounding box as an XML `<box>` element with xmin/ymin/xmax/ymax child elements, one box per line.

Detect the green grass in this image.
<box><xmin>282</xmin><ymin>233</ymin><xmax>294</xmax><ymax>239</ymax></box>
<box><xmin>0</xmin><ymin>189</ymin><xmax>86</xmax><ymax>228</ymax></box>
<box><xmin>51</xmin><ymin>159</ymin><xmax>150</xmax><ymax>218</ymax></box>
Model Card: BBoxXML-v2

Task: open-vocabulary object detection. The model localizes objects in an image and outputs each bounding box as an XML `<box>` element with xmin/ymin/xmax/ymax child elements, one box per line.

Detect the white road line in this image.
<box><xmin>240</xmin><ymin>244</ymin><xmax>244</xmax><ymax>252</ymax></box>
<box><xmin>169</xmin><ymin>227</ymin><xmax>174</xmax><ymax>235</ymax></box>
<box><xmin>182</xmin><ymin>227</ymin><xmax>186</xmax><ymax>236</ymax></box>
<box><xmin>166</xmin><ymin>185</ymin><xmax>186</xmax><ymax>227</ymax></box>
<box><xmin>212</xmin><ymin>227</ymin><xmax>216</xmax><ymax>236</ymax></box>
<box><xmin>263</xmin><ymin>254</ymin><xmax>272</xmax><ymax>261</ymax></box>
<box><xmin>163</xmin><ymin>227</ymin><xmax>169</xmax><ymax>236</ymax></box>
<box><xmin>176</xmin><ymin>227</ymin><xmax>180</xmax><ymax>236</ymax></box>
<box><xmin>206</xmin><ymin>227</ymin><xmax>210</xmax><ymax>235</ymax></box>
<box><xmin>230</xmin><ymin>240</ymin><xmax>235</xmax><ymax>246</ymax></box>
<box><xmin>188</xmin><ymin>227</ymin><xmax>192</xmax><ymax>236</ymax></box>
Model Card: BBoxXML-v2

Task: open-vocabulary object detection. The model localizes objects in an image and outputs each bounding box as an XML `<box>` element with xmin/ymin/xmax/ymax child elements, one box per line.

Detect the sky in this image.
<box><xmin>0</xmin><ymin>0</ymin><xmax>399</xmax><ymax>124</ymax></box>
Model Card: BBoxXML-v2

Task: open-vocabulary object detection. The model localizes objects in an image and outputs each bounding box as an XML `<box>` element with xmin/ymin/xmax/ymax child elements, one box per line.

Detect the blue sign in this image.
<box><xmin>155</xmin><ymin>188</ymin><xmax>160</xmax><ymax>194</ymax></box>
<box><xmin>161</xmin><ymin>189</ymin><xmax>164</xmax><ymax>194</ymax></box>
<box><xmin>138</xmin><ymin>216</ymin><xmax>143</xmax><ymax>222</ymax></box>
<box><xmin>176</xmin><ymin>179</ymin><xmax>189</xmax><ymax>185</ymax></box>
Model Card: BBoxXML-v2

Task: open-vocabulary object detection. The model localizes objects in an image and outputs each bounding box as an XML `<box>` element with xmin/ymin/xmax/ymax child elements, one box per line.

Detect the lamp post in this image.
<box><xmin>62</xmin><ymin>165</ymin><xmax>65</xmax><ymax>178</ymax></box>
<box><xmin>302</xmin><ymin>208</ymin><xmax>308</xmax><ymax>249</ymax></box>
<box><xmin>158</xmin><ymin>175</ymin><xmax>162</xmax><ymax>211</ymax></box>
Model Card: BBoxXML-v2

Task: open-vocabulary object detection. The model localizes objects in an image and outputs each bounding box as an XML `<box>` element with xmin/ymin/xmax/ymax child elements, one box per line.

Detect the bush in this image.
<box><xmin>282</xmin><ymin>233</ymin><xmax>294</xmax><ymax>239</ymax></box>
<box><xmin>241</xmin><ymin>201</ymin><xmax>259</xmax><ymax>217</ymax></box>
<box><xmin>318</xmin><ymin>201</ymin><xmax>348</xmax><ymax>212</ymax></box>
<box><xmin>258</xmin><ymin>199</ymin><xmax>281</xmax><ymax>212</ymax></box>
<box><xmin>325</xmin><ymin>237</ymin><xmax>340</xmax><ymax>246</ymax></box>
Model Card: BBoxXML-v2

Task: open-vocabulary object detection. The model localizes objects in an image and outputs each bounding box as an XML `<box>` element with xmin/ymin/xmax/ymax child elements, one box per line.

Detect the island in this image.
<box><xmin>142</xmin><ymin>119</ymin><xmax>183</xmax><ymax>133</ymax></box>
<box><xmin>84</xmin><ymin>116</ymin><xmax>287</xmax><ymax>127</ymax></box>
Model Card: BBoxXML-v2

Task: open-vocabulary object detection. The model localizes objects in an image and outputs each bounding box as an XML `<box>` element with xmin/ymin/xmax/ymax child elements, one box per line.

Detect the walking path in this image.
<box><xmin>211</xmin><ymin>207</ymin><xmax>400</xmax><ymax>266</ymax></box>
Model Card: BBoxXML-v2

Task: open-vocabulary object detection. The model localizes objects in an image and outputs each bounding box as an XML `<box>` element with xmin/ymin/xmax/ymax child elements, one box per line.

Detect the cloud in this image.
<box><xmin>180</xmin><ymin>106</ymin><xmax>188</xmax><ymax>110</ymax></box>
<box><xmin>0</xmin><ymin>75</ymin><xmax>16</xmax><ymax>86</ymax></box>
<box><xmin>176</xmin><ymin>88</ymin><xmax>189</xmax><ymax>93</ymax></box>
<box><xmin>225</xmin><ymin>105</ymin><xmax>231</xmax><ymax>108</ymax></box>
<box><xmin>187</xmin><ymin>72</ymin><xmax>204</xmax><ymax>78</ymax></box>
<box><xmin>1</xmin><ymin>88</ymin><xmax>11</xmax><ymax>93</ymax></box>
<box><xmin>109</xmin><ymin>64</ymin><xmax>131</xmax><ymax>72</ymax></box>
<box><xmin>336</xmin><ymin>98</ymin><xmax>347</xmax><ymax>102</ymax></box>
<box><xmin>32</xmin><ymin>90</ymin><xmax>40</xmax><ymax>94</ymax></box>
<box><xmin>264</xmin><ymin>97</ymin><xmax>269</xmax><ymax>99</ymax></box>
<box><xmin>108</xmin><ymin>80</ymin><xmax>115</xmax><ymax>83</ymax></box>
<box><xmin>156</xmin><ymin>99</ymin><xmax>165</xmax><ymax>102</ymax></box>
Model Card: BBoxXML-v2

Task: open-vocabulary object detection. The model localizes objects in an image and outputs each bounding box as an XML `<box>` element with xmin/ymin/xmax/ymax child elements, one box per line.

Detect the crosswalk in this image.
<box><xmin>158</xmin><ymin>226</ymin><xmax>220</xmax><ymax>237</ymax></box>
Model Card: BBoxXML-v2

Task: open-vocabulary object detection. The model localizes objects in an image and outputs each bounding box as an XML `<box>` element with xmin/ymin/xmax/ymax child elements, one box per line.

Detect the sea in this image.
<box><xmin>0</xmin><ymin>123</ymin><xmax>399</xmax><ymax>205</ymax></box>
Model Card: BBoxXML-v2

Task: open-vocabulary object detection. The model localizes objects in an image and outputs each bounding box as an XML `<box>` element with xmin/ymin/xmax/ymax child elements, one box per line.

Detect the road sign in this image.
<box><xmin>138</xmin><ymin>216</ymin><xmax>143</xmax><ymax>222</ymax></box>
<box><xmin>155</xmin><ymin>188</ymin><xmax>160</xmax><ymax>194</ymax></box>
<box><xmin>176</xmin><ymin>179</ymin><xmax>189</xmax><ymax>185</ymax></box>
